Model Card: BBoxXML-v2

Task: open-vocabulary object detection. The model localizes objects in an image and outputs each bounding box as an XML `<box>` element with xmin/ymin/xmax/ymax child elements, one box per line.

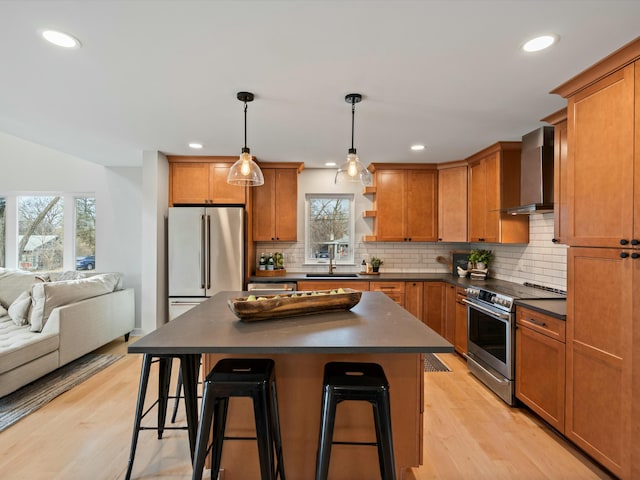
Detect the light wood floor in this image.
<box><xmin>0</xmin><ymin>338</ymin><xmax>614</xmax><ymax>480</ymax></box>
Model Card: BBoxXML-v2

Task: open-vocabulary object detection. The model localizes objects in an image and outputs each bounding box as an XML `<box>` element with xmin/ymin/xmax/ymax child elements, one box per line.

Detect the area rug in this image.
<box><xmin>424</xmin><ymin>353</ymin><xmax>451</xmax><ymax>372</ymax></box>
<box><xmin>0</xmin><ymin>353</ymin><xmax>123</xmax><ymax>432</ymax></box>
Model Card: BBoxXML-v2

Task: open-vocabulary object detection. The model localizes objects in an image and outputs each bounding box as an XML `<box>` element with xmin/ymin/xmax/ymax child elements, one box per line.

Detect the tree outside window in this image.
<box><xmin>305</xmin><ymin>194</ymin><xmax>354</xmax><ymax>264</ymax></box>
<box><xmin>75</xmin><ymin>197</ymin><xmax>96</xmax><ymax>270</ymax></box>
<box><xmin>18</xmin><ymin>196</ymin><xmax>64</xmax><ymax>271</ymax></box>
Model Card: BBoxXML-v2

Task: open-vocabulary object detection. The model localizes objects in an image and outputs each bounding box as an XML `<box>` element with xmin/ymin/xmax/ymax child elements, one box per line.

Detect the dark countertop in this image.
<box><xmin>130</xmin><ymin>291</ymin><xmax>454</xmax><ymax>355</ymax></box>
<box><xmin>514</xmin><ymin>299</ymin><xmax>567</xmax><ymax>320</ymax></box>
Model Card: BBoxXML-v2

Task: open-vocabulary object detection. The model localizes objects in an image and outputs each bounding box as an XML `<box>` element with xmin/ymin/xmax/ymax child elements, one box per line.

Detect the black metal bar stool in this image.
<box><xmin>125</xmin><ymin>353</ymin><xmax>200</xmax><ymax>480</ymax></box>
<box><xmin>192</xmin><ymin>358</ymin><xmax>286</xmax><ymax>480</ymax></box>
<box><xmin>315</xmin><ymin>361</ymin><xmax>396</xmax><ymax>480</ymax></box>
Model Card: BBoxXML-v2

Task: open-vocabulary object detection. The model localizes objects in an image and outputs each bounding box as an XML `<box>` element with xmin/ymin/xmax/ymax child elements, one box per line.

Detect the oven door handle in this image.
<box><xmin>462</xmin><ymin>298</ymin><xmax>510</xmax><ymax>321</ymax></box>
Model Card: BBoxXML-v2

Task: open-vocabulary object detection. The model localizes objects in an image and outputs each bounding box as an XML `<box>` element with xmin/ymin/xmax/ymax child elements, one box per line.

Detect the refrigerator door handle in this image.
<box><xmin>206</xmin><ymin>214</ymin><xmax>212</xmax><ymax>290</ymax></box>
<box><xmin>200</xmin><ymin>214</ymin><xmax>206</xmax><ymax>289</ymax></box>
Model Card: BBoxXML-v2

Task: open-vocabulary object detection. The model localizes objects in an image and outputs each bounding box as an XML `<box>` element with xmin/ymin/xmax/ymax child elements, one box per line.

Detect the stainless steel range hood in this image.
<box><xmin>508</xmin><ymin>126</ymin><xmax>554</xmax><ymax>215</ymax></box>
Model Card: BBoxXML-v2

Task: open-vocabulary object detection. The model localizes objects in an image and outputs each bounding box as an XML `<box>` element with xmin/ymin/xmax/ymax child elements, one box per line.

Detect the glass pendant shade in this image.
<box><xmin>335</xmin><ymin>151</ymin><xmax>373</xmax><ymax>186</ymax></box>
<box><xmin>227</xmin><ymin>148</ymin><xmax>264</xmax><ymax>186</ymax></box>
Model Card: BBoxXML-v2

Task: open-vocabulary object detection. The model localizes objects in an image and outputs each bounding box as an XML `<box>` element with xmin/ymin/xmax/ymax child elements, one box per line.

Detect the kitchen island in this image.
<box><xmin>129</xmin><ymin>291</ymin><xmax>453</xmax><ymax>479</ymax></box>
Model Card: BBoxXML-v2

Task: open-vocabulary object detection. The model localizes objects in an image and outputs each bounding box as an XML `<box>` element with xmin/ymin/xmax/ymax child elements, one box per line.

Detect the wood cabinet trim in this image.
<box><xmin>256</xmin><ymin>162</ymin><xmax>305</xmax><ymax>173</ymax></box>
<box><xmin>368</xmin><ymin>163</ymin><xmax>438</xmax><ymax>172</ymax></box>
<box><xmin>167</xmin><ymin>155</ymin><xmax>237</xmax><ymax>164</ymax></box>
<box><xmin>541</xmin><ymin>107</ymin><xmax>568</xmax><ymax>125</ymax></box>
<box><xmin>437</xmin><ymin>159</ymin><xmax>467</xmax><ymax>170</ymax></box>
<box><xmin>551</xmin><ymin>36</ymin><xmax>640</xmax><ymax>98</ymax></box>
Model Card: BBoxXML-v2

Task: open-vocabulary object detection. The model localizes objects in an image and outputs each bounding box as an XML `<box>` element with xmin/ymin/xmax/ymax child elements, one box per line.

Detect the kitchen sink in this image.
<box><xmin>305</xmin><ymin>273</ymin><xmax>359</xmax><ymax>278</ymax></box>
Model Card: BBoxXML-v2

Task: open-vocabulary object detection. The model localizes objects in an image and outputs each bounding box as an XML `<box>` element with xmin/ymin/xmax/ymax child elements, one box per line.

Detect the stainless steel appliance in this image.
<box><xmin>464</xmin><ymin>282</ymin><xmax>563</xmax><ymax>405</ymax></box>
<box><xmin>168</xmin><ymin>207</ymin><xmax>244</xmax><ymax>319</ymax></box>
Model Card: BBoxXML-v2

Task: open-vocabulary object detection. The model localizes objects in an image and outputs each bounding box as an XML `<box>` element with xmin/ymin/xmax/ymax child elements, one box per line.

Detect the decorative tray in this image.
<box><xmin>228</xmin><ymin>288</ymin><xmax>362</xmax><ymax>322</ymax></box>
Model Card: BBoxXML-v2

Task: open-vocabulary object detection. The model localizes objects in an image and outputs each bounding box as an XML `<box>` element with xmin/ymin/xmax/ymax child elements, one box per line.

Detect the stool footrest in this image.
<box><xmin>332</xmin><ymin>441</ymin><xmax>378</xmax><ymax>446</ymax></box>
<box><xmin>223</xmin><ymin>436</ymin><xmax>258</xmax><ymax>441</ymax></box>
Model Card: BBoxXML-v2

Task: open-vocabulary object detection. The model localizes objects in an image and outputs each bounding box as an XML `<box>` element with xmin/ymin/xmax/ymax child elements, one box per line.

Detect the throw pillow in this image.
<box><xmin>8</xmin><ymin>290</ymin><xmax>32</xmax><ymax>326</ymax></box>
<box><xmin>55</xmin><ymin>270</ymin><xmax>86</xmax><ymax>281</ymax></box>
<box><xmin>29</xmin><ymin>273</ymin><xmax>120</xmax><ymax>332</ymax></box>
<box><xmin>0</xmin><ymin>268</ymin><xmax>42</xmax><ymax>309</ymax></box>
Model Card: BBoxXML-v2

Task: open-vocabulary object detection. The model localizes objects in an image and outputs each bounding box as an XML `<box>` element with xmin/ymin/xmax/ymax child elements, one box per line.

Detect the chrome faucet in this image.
<box><xmin>328</xmin><ymin>245</ymin><xmax>335</xmax><ymax>274</ymax></box>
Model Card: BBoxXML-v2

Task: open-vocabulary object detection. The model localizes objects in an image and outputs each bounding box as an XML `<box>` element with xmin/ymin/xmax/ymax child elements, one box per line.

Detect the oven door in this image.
<box><xmin>464</xmin><ymin>299</ymin><xmax>514</xmax><ymax>380</ymax></box>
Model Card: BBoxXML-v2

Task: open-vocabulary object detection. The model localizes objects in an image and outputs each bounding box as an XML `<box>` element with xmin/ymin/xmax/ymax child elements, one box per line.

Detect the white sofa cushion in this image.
<box><xmin>0</xmin><ymin>268</ymin><xmax>42</xmax><ymax>309</ymax></box>
<box><xmin>0</xmin><ymin>319</ymin><xmax>59</xmax><ymax>375</ymax></box>
<box><xmin>8</xmin><ymin>290</ymin><xmax>32</xmax><ymax>326</ymax></box>
<box><xmin>29</xmin><ymin>273</ymin><xmax>120</xmax><ymax>332</ymax></box>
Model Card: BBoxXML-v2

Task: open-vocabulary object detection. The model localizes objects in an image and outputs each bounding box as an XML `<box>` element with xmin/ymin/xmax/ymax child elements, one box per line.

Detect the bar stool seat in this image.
<box><xmin>315</xmin><ymin>361</ymin><xmax>396</xmax><ymax>480</ymax></box>
<box><xmin>125</xmin><ymin>353</ymin><xmax>200</xmax><ymax>480</ymax></box>
<box><xmin>192</xmin><ymin>358</ymin><xmax>285</xmax><ymax>480</ymax></box>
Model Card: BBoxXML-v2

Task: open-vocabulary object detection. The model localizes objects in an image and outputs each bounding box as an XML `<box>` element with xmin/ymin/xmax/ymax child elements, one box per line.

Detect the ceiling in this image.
<box><xmin>1</xmin><ymin>1</ymin><xmax>639</xmax><ymax>169</ymax></box>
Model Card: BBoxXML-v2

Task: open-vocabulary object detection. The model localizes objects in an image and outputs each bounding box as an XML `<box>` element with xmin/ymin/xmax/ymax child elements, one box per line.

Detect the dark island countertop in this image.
<box><xmin>129</xmin><ymin>291</ymin><xmax>454</xmax><ymax>355</ymax></box>
<box><xmin>514</xmin><ymin>298</ymin><xmax>567</xmax><ymax>320</ymax></box>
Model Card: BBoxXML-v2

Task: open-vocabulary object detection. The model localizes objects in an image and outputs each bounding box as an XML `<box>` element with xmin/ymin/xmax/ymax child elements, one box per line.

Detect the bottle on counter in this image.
<box><xmin>360</xmin><ymin>259</ymin><xmax>367</xmax><ymax>273</ymax></box>
<box><xmin>267</xmin><ymin>253</ymin><xmax>275</xmax><ymax>271</ymax></box>
<box><xmin>259</xmin><ymin>252</ymin><xmax>266</xmax><ymax>271</ymax></box>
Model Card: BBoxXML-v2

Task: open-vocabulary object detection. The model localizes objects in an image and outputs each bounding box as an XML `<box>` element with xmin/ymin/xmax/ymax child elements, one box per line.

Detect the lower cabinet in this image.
<box><xmin>443</xmin><ymin>284</ymin><xmax>456</xmax><ymax>345</ymax></box>
<box><xmin>370</xmin><ymin>281</ymin><xmax>405</xmax><ymax>307</ymax></box>
<box><xmin>404</xmin><ymin>281</ymin><xmax>424</xmax><ymax>320</ymax></box>
<box><xmin>453</xmin><ymin>287</ymin><xmax>467</xmax><ymax>355</ymax></box>
<box><xmin>423</xmin><ymin>282</ymin><xmax>445</xmax><ymax>336</ymax></box>
<box><xmin>515</xmin><ymin>306</ymin><xmax>565</xmax><ymax>433</ymax></box>
<box><xmin>297</xmin><ymin>281</ymin><xmax>369</xmax><ymax>292</ymax></box>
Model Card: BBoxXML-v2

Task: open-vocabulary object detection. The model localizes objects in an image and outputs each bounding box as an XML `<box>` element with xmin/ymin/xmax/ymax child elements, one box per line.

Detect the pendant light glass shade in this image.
<box><xmin>335</xmin><ymin>150</ymin><xmax>372</xmax><ymax>185</ymax></box>
<box><xmin>227</xmin><ymin>91</ymin><xmax>264</xmax><ymax>187</ymax></box>
<box><xmin>335</xmin><ymin>93</ymin><xmax>372</xmax><ymax>186</ymax></box>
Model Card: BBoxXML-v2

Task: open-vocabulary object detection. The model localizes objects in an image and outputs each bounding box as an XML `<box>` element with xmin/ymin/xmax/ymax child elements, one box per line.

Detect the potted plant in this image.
<box><xmin>468</xmin><ymin>249</ymin><xmax>492</xmax><ymax>270</ymax></box>
<box><xmin>370</xmin><ymin>256</ymin><xmax>383</xmax><ymax>273</ymax></box>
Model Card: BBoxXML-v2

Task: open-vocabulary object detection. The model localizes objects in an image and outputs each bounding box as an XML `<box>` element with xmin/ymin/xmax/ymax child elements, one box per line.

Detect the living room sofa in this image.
<box><xmin>0</xmin><ymin>268</ymin><xmax>135</xmax><ymax>397</ymax></box>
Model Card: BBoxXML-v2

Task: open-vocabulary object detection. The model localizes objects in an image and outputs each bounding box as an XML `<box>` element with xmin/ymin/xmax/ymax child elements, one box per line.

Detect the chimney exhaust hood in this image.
<box><xmin>508</xmin><ymin>126</ymin><xmax>554</xmax><ymax>215</ymax></box>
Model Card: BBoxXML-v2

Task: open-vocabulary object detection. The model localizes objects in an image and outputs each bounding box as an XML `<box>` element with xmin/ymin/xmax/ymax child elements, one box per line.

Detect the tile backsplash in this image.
<box><xmin>256</xmin><ymin>213</ymin><xmax>567</xmax><ymax>291</ymax></box>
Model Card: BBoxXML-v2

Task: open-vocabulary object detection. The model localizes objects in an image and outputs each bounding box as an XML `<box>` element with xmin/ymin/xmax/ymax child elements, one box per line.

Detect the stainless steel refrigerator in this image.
<box><xmin>168</xmin><ymin>207</ymin><xmax>244</xmax><ymax>319</ymax></box>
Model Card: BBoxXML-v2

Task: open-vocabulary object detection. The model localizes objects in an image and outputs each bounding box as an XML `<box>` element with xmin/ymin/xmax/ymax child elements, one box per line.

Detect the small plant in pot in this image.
<box><xmin>468</xmin><ymin>249</ymin><xmax>492</xmax><ymax>270</ymax></box>
<box><xmin>370</xmin><ymin>256</ymin><xmax>383</xmax><ymax>273</ymax></box>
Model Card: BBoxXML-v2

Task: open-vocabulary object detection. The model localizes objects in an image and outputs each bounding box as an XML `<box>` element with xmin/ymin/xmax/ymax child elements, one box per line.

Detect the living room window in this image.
<box><xmin>0</xmin><ymin>194</ymin><xmax>96</xmax><ymax>272</ymax></box>
<box><xmin>304</xmin><ymin>194</ymin><xmax>355</xmax><ymax>265</ymax></box>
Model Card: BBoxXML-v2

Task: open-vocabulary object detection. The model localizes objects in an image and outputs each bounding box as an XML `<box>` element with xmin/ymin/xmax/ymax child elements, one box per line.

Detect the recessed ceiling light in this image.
<box><xmin>325</xmin><ymin>162</ymin><xmax>337</xmax><ymax>167</ymax></box>
<box><xmin>411</xmin><ymin>144</ymin><xmax>425</xmax><ymax>151</ymax></box>
<box><xmin>522</xmin><ymin>34</ymin><xmax>558</xmax><ymax>53</ymax></box>
<box><xmin>188</xmin><ymin>142</ymin><xmax>203</xmax><ymax>149</ymax></box>
<box><xmin>41</xmin><ymin>29</ymin><xmax>81</xmax><ymax>48</ymax></box>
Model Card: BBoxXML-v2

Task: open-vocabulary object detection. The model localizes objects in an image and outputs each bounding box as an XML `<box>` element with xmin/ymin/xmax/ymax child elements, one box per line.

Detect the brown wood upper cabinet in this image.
<box><xmin>369</xmin><ymin>163</ymin><xmax>438</xmax><ymax>242</ymax></box>
<box><xmin>168</xmin><ymin>156</ymin><xmax>246</xmax><ymax>206</ymax></box>
<box><xmin>438</xmin><ymin>162</ymin><xmax>467</xmax><ymax>242</ymax></box>
<box><xmin>542</xmin><ymin>108</ymin><xmax>568</xmax><ymax>245</ymax></box>
<box><xmin>252</xmin><ymin>163</ymin><xmax>303</xmax><ymax>242</ymax></box>
<box><xmin>466</xmin><ymin>143</ymin><xmax>529</xmax><ymax>244</ymax></box>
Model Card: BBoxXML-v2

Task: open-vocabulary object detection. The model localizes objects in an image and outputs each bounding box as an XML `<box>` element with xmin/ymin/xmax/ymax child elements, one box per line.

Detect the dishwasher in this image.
<box><xmin>247</xmin><ymin>282</ymin><xmax>298</xmax><ymax>294</ymax></box>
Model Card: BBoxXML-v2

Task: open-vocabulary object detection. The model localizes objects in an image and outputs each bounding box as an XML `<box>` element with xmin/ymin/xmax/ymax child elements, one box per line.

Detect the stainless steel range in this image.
<box><xmin>463</xmin><ymin>282</ymin><xmax>563</xmax><ymax>405</ymax></box>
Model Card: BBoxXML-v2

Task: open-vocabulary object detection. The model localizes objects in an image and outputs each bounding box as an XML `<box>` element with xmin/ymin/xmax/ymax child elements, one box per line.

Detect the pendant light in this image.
<box><xmin>227</xmin><ymin>91</ymin><xmax>264</xmax><ymax>186</ymax></box>
<box><xmin>335</xmin><ymin>93</ymin><xmax>373</xmax><ymax>186</ymax></box>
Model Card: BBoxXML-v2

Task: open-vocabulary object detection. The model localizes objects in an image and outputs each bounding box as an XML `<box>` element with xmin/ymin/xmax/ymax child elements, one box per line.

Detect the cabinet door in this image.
<box><xmin>274</xmin><ymin>169</ymin><xmax>298</xmax><ymax>241</ymax></box>
<box><xmin>252</xmin><ymin>169</ymin><xmax>277</xmax><ymax>241</ymax></box>
<box><xmin>371</xmin><ymin>282</ymin><xmax>405</xmax><ymax>307</ymax></box>
<box><xmin>566</xmin><ymin>247</ymin><xmax>632</xmax><ymax>477</ymax></box>
<box><xmin>568</xmin><ymin>64</ymin><xmax>634</xmax><ymax>247</ymax></box>
<box><xmin>454</xmin><ymin>288</ymin><xmax>467</xmax><ymax>355</ymax></box>
<box><xmin>406</xmin><ymin>170</ymin><xmax>437</xmax><ymax>241</ymax></box>
<box><xmin>170</xmin><ymin>163</ymin><xmax>211</xmax><ymax>204</ymax></box>
<box><xmin>483</xmin><ymin>152</ymin><xmax>500</xmax><ymax>243</ymax></box>
<box><xmin>467</xmin><ymin>159</ymin><xmax>486</xmax><ymax>242</ymax></box>
<box><xmin>443</xmin><ymin>284</ymin><xmax>456</xmax><ymax>344</ymax></box>
<box><xmin>423</xmin><ymin>282</ymin><xmax>445</xmax><ymax>335</ymax></box>
<box><xmin>438</xmin><ymin>166</ymin><xmax>467</xmax><ymax>242</ymax></box>
<box><xmin>297</xmin><ymin>280</ymin><xmax>369</xmax><ymax>291</ymax></box>
<box><xmin>376</xmin><ymin>170</ymin><xmax>406</xmax><ymax>241</ymax></box>
<box><xmin>405</xmin><ymin>281</ymin><xmax>423</xmax><ymax>321</ymax></box>
<box><xmin>515</xmin><ymin>323</ymin><xmax>565</xmax><ymax>433</ymax></box>
<box><xmin>210</xmin><ymin>164</ymin><xmax>246</xmax><ymax>204</ymax></box>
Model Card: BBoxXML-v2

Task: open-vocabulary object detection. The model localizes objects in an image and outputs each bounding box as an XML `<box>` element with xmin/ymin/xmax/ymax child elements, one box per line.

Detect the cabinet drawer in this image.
<box><xmin>297</xmin><ymin>281</ymin><xmax>369</xmax><ymax>292</ymax></box>
<box><xmin>370</xmin><ymin>281</ymin><xmax>405</xmax><ymax>293</ymax></box>
<box><xmin>516</xmin><ymin>306</ymin><xmax>565</xmax><ymax>343</ymax></box>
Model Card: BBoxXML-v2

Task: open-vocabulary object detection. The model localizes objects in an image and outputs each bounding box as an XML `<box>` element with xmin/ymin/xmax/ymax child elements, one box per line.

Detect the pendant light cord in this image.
<box><xmin>350</xmin><ymin>98</ymin><xmax>355</xmax><ymax>151</ymax></box>
<box><xmin>243</xmin><ymin>102</ymin><xmax>248</xmax><ymax>150</ymax></box>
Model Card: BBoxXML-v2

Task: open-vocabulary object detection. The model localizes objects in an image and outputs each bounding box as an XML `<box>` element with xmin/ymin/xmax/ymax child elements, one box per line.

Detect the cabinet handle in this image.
<box><xmin>632</xmin><ymin>253</ymin><xmax>640</xmax><ymax>259</ymax></box>
<box><xmin>632</xmin><ymin>239</ymin><xmax>639</xmax><ymax>245</ymax></box>
<box><xmin>620</xmin><ymin>239</ymin><xmax>629</xmax><ymax>245</ymax></box>
<box><xmin>551</xmin><ymin>238</ymin><xmax>558</xmax><ymax>243</ymax></box>
<box><xmin>479</xmin><ymin>238</ymin><xmax>485</xmax><ymax>242</ymax></box>
<box><xmin>525</xmin><ymin>317</ymin><xmax>546</xmax><ymax>327</ymax></box>
<box><xmin>378</xmin><ymin>286</ymin><xmax>396</xmax><ymax>290</ymax></box>
<box><xmin>438</xmin><ymin>238</ymin><xmax>442</xmax><ymax>241</ymax></box>
<box><xmin>620</xmin><ymin>252</ymin><xmax>629</xmax><ymax>258</ymax></box>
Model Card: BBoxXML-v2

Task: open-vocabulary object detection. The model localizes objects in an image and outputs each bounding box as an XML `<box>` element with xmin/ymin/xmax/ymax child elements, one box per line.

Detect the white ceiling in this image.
<box><xmin>1</xmin><ymin>1</ymin><xmax>639</xmax><ymax>169</ymax></box>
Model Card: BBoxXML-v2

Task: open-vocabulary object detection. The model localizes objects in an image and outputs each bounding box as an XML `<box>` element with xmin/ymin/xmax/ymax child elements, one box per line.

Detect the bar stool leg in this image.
<box><xmin>315</xmin><ymin>387</ymin><xmax>337</xmax><ymax>480</ymax></box>
<box><xmin>208</xmin><ymin>397</ymin><xmax>229</xmax><ymax>480</ymax></box>
<box><xmin>193</xmin><ymin>380</ymin><xmax>217</xmax><ymax>480</ymax></box>
<box><xmin>157</xmin><ymin>357</ymin><xmax>172</xmax><ymax>439</ymax></box>
<box><xmin>269</xmin><ymin>378</ymin><xmax>286</xmax><ymax>480</ymax></box>
<box><xmin>254</xmin><ymin>384</ymin><xmax>276</xmax><ymax>480</ymax></box>
<box><xmin>375</xmin><ymin>390</ymin><xmax>396</xmax><ymax>480</ymax></box>
<box><xmin>171</xmin><ymin>367</ymin><xmax>183</xmax><ymax>423</ymax></box>
<box><xmin>125</xmin><ymin>354</ymin><xmax>153</xmax><ymax>480</ymax></box>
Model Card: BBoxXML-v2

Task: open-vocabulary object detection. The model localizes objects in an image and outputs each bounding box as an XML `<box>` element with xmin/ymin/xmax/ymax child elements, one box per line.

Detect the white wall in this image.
<box><xmin>257</xmin><ymin>168</ymin><xmax>567</xmax><ymax>291</ymax></box>
<box><xmin>0</xmin><ymin>131</ymin><xmax>144</xmax><ymax>326</ymax></box>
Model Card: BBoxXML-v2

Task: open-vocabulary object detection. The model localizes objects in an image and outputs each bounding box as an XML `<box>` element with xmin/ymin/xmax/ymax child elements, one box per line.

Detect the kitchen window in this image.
<box><xmin>304</xmin><ymin>194</ymin><xmax>355</xmax><ymax>265</ymax></box>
